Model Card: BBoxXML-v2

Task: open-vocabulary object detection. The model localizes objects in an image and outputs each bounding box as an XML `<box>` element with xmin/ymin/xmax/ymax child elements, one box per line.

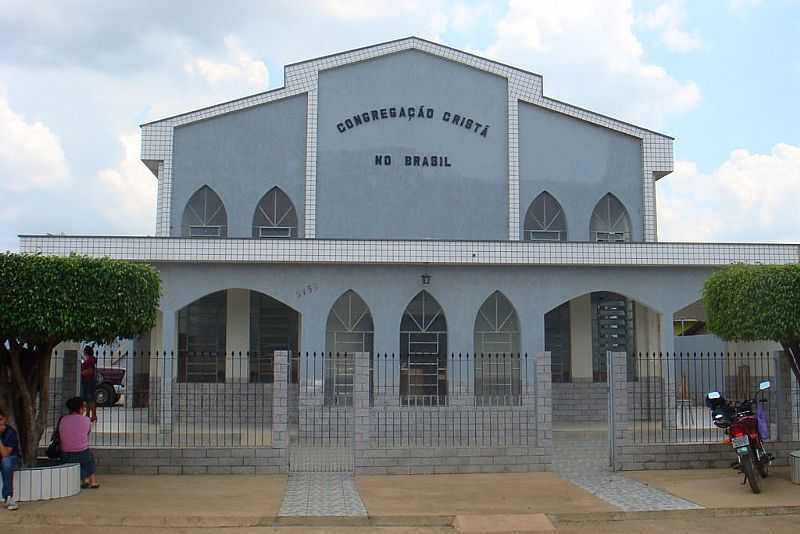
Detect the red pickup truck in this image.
<box><xmin>94</xmin><ymin>367</ymin><xmax>126</xmax><ymax>407</ymax></box>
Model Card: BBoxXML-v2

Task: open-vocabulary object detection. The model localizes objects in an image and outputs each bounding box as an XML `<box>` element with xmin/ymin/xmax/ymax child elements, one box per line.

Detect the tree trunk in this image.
<box><xmin>6</xmin><ymin>342</ymin><xmax>53</xmax><ymax>466</ymax></box>
<box><xmin>781</xmin><ymin>341</ymin><xmax>800</xmax><ymax>385</ymax></box>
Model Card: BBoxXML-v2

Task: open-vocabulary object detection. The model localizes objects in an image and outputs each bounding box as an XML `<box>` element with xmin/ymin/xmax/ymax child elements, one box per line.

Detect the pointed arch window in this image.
<box><xmin>182</xmin><ymin>186</ymin><xmax>228</xmax><ymax>238</ymax></box>
<box><xmin>325</xmin><ymin>290</ymin><xmax>374</xmax><ymax>405</ymax></box>
<box><xmin>474</xmin><ymin>291</ymin><xmax>521</xmax><ymax>403</ymax></box>
<box><xmin>326</xmin><ymin>290</ymin><xmax>374</xmax><ymax>354</ymax></box>
<box><xmin>400</xmin><ymin>291</ymin><xmax>448</xmax><ymax>405</ymax></box>
<box><xmin>590</xmin><ymin>193</ymin><xmax>631</xmax><ymax>242</ymax></box>
<box><xmin>524</xmin><ymin>192</ymin><xmax>567</xmax><ymax>241</ymax></box>
<box><xmin>252</xmin><ymin>187</ymin><xmax>297</xmax><ymax>238</ymax></box>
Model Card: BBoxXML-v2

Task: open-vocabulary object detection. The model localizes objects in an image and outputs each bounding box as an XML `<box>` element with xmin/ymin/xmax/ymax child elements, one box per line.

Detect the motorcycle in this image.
<box><xmin>705</xmin><ymin>380</ymin><xmax>773</xmax><ymax>493</ymax></box>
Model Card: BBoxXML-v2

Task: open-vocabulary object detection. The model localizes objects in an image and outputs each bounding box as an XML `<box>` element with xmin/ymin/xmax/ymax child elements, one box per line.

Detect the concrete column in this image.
<box><xmin>272</xmin><ymin>351</ymin><xmax>289</xmax><ymax>471</ymax></box>
<box><xmin>158</xmin><ymin>308</ymin><xmax>177</xmax><ymax>436</ymax></box>
<box><xmin>774</xmin><ymin>351</ymin><xmax>794</xmax><ymax>441</ymax></box>
<box><xmin>353</xmin><ymin>352</ymin><xmax>371</xmax><ymax>469</ymax></box>
<box><xmin>569</xmin><ymin>295</ymin><xmax>593</xmax><ymax>380</ymax></box>
<box><xmin>659</xmin><ymin>311</ymin><xmax>678</xmax><ymax>435</ymax></box>
<box><xmin>534</xmin><ymin>351</ymin><xmax>552</xmax><ymax>467</ymax></box>
<box><xmin>609</xmin><ymin>351</ymin><xmax>629</xmax><ymax>471</ymax></box>
<box><xmin>226</xmin><ymin>289</ymin><xmax>250</xmax><ymax>382</ymax></box>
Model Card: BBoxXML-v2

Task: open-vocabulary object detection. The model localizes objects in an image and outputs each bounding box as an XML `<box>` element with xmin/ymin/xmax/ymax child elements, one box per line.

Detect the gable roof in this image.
<box><xmin>140</xmin><ymin>36</ymin><xmax>672</xmax><ymax>141</ymax></box>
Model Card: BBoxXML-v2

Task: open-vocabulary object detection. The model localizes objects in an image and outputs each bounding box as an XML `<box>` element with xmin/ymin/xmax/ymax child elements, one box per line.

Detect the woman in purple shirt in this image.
<box><xmin>59</xmin><ymin>397</ymin><xmax>99</xmax><ymax>489</ymax></box>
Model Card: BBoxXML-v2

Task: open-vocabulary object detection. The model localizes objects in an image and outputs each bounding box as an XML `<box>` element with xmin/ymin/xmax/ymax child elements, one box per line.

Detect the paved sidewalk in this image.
<box><xmin>356</xmin><ymin>473</ymin><xmax>613</xmax><ymax>516</ymax></box>
<box><xmin>552</xmin><ymin>431</ymin><xmax>701</xmax><ymax>511</ymax></box>
<box><xmin>280</xmin><ymin>473</ymin><xmax>367</xmax><ymax>516</ymax></box>
<box><xmin>628</xmin><ymin>467</ymin><xmax>800</xmax><ymax>507</ymax></box>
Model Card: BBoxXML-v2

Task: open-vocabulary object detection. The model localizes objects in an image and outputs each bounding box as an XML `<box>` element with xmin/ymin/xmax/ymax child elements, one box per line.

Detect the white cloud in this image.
<box><xmin>0</xmin><ymin>90</ymin><xmax>69</xmax><ymax>192</ymax></box>
<box><xmin>319</xmin><ymin>0</ymin><xmax>448</xmax><ymax>35</ymax></box>
<box><xmin>729</xmin><ymin>0</ymin><xmax>763</xmax><ymax>15</ymax></box>
<box><xmin>94</xmin><ymin>131</ymin><xmax>157</xmax><ymax>235</ymax></box>
<box><xmin>657</xmin><ymin>143</ymin><xmax>800</xmax><ymax>242</ymax></box>
<box><xmin>184</xmin><ymin>36</ymin><xmax>268</xmax><ymax>87</ymax></box>
<box><xmin>485</xmin><ymin>0</ymin><xmax>701</xmax><ymax>127</ymax></box>
<box><xmin>639</xmin><ymin>1</ymin><xmax>702</xmax><ymax>53</ymax></box>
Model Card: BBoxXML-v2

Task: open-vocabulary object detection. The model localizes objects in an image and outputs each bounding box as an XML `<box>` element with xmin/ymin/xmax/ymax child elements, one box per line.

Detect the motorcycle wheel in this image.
<box><xmin>757</xmin><ymin>458</ymin><xmax>769</xmax><ymax>478</ymax></box>
<box><xmin>741</xmin><ymin>454</ymin><xmax>761</xmax><ymax>494</ymax></box>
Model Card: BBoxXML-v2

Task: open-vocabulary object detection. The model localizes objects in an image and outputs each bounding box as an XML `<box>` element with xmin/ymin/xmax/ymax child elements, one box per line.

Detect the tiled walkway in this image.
<box><xmin>278</xmin><ymin>473</ymin><xmax>367</xmax><ymax>517</ymax></box>
<box><xmin>552</xmin><ymin>431</ymin><xmax>702</xmax><ymax>512</ymax></box>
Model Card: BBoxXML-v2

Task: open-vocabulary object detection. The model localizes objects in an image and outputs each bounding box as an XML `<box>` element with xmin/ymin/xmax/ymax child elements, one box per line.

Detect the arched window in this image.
<box><xmin>400</xmin><ymin>291</ymin><xmax>447</xmax><ymax>405</ymax></box>
<box><xmin>523</xmin><ymin>192</ymin><xmax>567</xmax><ymax>241</ymax></box>
<box><xmin>590</xmin><ymin>193</ymin><xmax>631</xmax><ymax>242</ymax></box>
<box><xmin>474</xmin><ymin>291</ymin><xmax>521</xmax><ymax>402</ymax></box>
<box><xmin>325</xmin><ymin>291</ymin><xmax>374</xmax><ymax>404</ymax></box>
<box><xmin>252</xmin><ymin>187</ymin><xmax>297</xmax><ymax>238</ymax></box>
<box><xmin>326</xmin><ymin>290</ymin><xmax>374</xmax><ymax>354</ymax></box>
<box><xmin>181</xmin><ymin>186</ymin><xmax>228</xmax><ymax>238</ymax></box>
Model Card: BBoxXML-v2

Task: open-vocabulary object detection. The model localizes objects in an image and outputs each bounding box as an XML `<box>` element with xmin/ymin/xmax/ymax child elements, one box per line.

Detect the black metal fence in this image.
<box><xmin>42</xmin><ymin>350</ymin><xmax>539</xmax><ymax>451</ymax></box>
<box><xmin>371</xmin><ymin>353</ymin><xmax>535</xmax><ymax>448</ymax></box>
<box><xmin>43</xmin><ymin>351</ymin><xmax>293</xmax><ymax>448</ymax></box>
<box><xmin>629</xmin><ymin>352</ymin><xmax>778</xmax><ymax>444</ymax></box>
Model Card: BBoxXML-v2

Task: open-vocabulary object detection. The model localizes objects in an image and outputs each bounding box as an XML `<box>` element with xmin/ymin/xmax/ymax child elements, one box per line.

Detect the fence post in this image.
<box><xmin>272</xmin><ymin>351</ymin><xmax>289</xmax><ymax>471</ymax></box>
<box><xmin>158</xmin><ymin>352</ymin><xmax>175</xmax><ymax>442</ymax></box>
<box><xmin>608</xmin><ymin>351</ymin><xmax>628</xmax><ymax>472</ymax></box>
<box><xmin>353</xmin><ymin>352</ymin><xmax>371</xmax><ymax>473</ymax></box>
<box><xmin>534</xmin><ymin>352</ymin><xmax>552</xmax><ymax>470</ymax></box>
<box><xmin>773</xmin><ymin>351</ymin><xmax>793</xmax><ymax>442</ymax></box>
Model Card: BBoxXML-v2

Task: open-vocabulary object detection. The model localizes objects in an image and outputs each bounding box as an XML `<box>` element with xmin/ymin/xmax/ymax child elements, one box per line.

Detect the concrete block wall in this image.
<box><xmin>354</xmin><ymin>446</ymin><xmax>550</xmax><ymax>475</ymax></box>
<box><xmin>92</xmin><ymin>447</ymin><xmax>286</xmax><ymax>475</ymax></box>
<box><xmin>620</xmin><ymin>440</ymin><xmax>800</xmax><ymax>470</ymax></box>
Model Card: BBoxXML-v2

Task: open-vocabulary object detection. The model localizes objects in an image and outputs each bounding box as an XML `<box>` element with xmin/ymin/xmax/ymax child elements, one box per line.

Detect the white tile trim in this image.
<box><xmin>19</xmin><ymin>236</ymin><xmax>799</xmax><ymax>267</ymax></box>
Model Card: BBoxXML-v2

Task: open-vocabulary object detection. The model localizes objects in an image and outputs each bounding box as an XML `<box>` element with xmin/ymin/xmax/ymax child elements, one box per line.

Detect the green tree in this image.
<box><xmin>703</xmin><ymin>264</ymin><xmax>800</xmax><ymax>382</ymax></box>
<box><xmin>0</xmin><ymin>253</ymin><xmax>160</xmax><ymax>465</ymax></box>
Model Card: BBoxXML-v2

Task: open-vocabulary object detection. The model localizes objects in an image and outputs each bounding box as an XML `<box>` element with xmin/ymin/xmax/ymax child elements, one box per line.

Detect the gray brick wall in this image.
<box><xmin>620</xmin><ymin>440</ymin><xmax>800</xmax><ymax>470</ymax></box>
<box><xmin>354</xmin><ymin>446</ymin><xmax>550</xmax><ymax>474</ymax></box>
<box><xmin>92</xmin><ymin>447</ymin><xmax>285</xmax><ymax>474</ymax></box>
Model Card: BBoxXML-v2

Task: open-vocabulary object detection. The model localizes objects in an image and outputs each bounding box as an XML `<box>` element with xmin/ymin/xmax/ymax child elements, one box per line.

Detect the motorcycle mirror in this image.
<box><xmin>707</xmin><ymin>391</ymin><xmax>721</xmax><ymax>400</ymax></box>
<box><xmin>759</xmin><ymin>380</ymin><xmax>771</xmax><ymax>391</ymax></box>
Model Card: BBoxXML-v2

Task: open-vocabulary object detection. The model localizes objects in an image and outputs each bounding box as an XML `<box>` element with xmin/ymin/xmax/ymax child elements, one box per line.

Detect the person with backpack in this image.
<box><xmin>0</xmin><ymin>407</ymin><xmax>20</xmax><ymax>510</ymax></box>
<box><xmin>59</xmin><ymin>397</ymin><xmax>99</xmax><ymax>489</ymax></box>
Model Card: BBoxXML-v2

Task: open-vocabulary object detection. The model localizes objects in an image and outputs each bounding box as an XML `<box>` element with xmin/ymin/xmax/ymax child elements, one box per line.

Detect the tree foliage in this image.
<box><xmin>0</xmin><ymin>253</ymin><xmax>161</xmax><ymax>464</ymax></box>
<box><xmin>703</xmin><ymin>264</ymin><xmax>800</xmax><ymax>381</ymax></box>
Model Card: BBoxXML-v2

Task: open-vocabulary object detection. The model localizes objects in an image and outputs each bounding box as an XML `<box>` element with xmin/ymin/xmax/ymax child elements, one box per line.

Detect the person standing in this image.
<box><xmin>81</xmin><ymin>346</ymin><xmax>98</xmax><ymax>423</ymax></box>
<box><xmin>0</xmin><ymin>407</ymin><xmax>20</xmax><ymax>511</ymax></box>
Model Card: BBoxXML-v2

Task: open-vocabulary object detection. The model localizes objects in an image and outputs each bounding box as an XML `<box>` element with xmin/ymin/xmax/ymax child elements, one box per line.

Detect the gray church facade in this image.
<box><xmin>22</xmin><ymin>37</ymin><xmax>798</xmax><ymax>417</ymax></box>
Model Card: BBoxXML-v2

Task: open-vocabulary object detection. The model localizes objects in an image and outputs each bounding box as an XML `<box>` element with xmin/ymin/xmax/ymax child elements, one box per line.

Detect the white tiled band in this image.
<box><xmin>19</xmin><ymin>236</ymin><xmax>799</xmax><ymax>267</ymax></box>
<box><xmin>141</xmin><ymin>37</ymin><xmax>672</xmax><ymax>243</ymax></box>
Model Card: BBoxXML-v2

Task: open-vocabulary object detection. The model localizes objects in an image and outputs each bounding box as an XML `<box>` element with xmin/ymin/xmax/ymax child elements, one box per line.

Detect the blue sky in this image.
<box><xmin>0</xmin><ymin>0</ymin><xmax>798</xmax><ymax>250</ymax></box>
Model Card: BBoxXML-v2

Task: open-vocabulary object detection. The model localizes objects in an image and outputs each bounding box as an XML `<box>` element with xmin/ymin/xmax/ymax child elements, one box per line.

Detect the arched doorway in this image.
<box><xmin>176</xmin><ymin>289</ymin><xmax>300</xmax><ymax>383</ymax></box>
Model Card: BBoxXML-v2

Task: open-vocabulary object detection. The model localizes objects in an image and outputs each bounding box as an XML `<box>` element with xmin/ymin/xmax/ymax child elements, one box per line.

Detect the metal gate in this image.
<box><xmin>289</xmin><ymin>352</ymin><xmax>355</xmax><ymax>472</ymax></box>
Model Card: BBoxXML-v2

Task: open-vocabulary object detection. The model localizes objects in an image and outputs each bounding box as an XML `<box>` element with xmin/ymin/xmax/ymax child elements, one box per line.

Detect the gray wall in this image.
<box><xmin>674</xmin><ymin>333</ymin><xmax>726</xmax><ymax>354</ymax></box>
<box><xmin>316</xmin><ymin>50</ymin><xmax>509</xmax><ymax>240</ymax></box>
<box><xmin>518</xmin><ymin>103</ymin><xmax>644</xmax><ymax>241</ymax></box>
<box><xmin>157</xmin><ymin>263</ymin><xmax>711</xmax><ymax>356</ymax></box>
<box><xmin>170</xmin><ymin>94</ymin><xmax>308</xmax><ymax>237</ymax></box>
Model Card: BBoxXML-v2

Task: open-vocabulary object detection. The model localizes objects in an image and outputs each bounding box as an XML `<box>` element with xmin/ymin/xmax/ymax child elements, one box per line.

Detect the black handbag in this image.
<box><xmin>46</xmin><ymin>416</ymin><xmax>63</xmax><ymax>459</ymax></box>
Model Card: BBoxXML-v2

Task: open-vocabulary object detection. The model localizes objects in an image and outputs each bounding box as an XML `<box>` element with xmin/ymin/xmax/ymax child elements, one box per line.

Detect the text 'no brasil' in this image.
<box><xmin>336</xmin><ymin>105</ymin><xmax>490</xmax><ymax>138</ymax></box>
